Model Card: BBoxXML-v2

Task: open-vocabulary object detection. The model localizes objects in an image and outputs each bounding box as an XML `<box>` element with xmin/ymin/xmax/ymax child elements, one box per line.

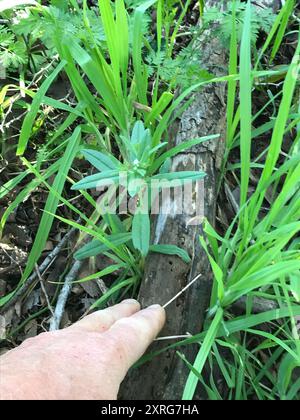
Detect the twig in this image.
<box><xmin>35</xmin><ymin>264</ymin><xmax>55</xmax><ymax>317</ymax></box>
<box><xmin>155</xmin><ymin>333</ymin><xmax>192</xmax><ymax>341</ymax></box>
<box><xmin>163</xmin><ymin>274</ymin><xmax>202</xmax><ymax>309</ymax></box>
<box><xmin>0</xmin><ymin>57</ymin><xmax>59</xmax><ymax>132</ymax></box>
<box><xmin>49</xmin><ymin>260</ymin><xmax>84</xmax><ymax>331</ymax></box>
<box><xmin>96</xmin><ymin>278</ymin><xmax>109</xmax><ymax>295</ymax></box>
<box><xmin>0</xmin><ymin>225</ymin><xmax>77</xmax><ymax>315</ymax></box>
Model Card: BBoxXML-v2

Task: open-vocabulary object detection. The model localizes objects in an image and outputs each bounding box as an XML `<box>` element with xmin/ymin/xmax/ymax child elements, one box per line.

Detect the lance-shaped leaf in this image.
<box><xmin>132</xmin><ymin>212</ymin><xmax>150</xmax><ymax>256</ymax></box>
<box><xmin>81</xmin><ymin>149</ymin><xmax>121</xmax><ymax>172</ymax></box>
<box><xmin>72</xmin><ymin>170</ymin><xmax>120</xmax><ymax>190</ymax></box>
<box><xmin>149</xmin><ymin>244</ymin><xmax>191</xmax><ymax>264</ymax></box>
<box><xmin>75</xmin><ymin>233</ymin><xmax>132</xmax><ymax>260</ymax></box>
<box><xmin>152</xmin><ymin>171</ymin><xmax>206</xmax><ymax>184</ymax></box>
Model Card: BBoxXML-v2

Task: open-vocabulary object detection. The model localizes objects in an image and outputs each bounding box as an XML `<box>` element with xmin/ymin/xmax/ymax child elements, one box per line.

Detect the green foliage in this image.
<box><xmin>146</xmin><ymin>46</ymin><xmax>214</xmax><ymax>89</ymax></box>
<box><xmin>1</xmin><ymin>0</ymin><xmax>299</xmax><ymax>401</ymax></box>
<box><xmin>17</xmin><ymin>60</ymin><xmax>67</xmax><ymax>156</ymax></box>
<box><xmin>0</xmin><ymin>25</ymin><xmax>27</xmax><ymax>70</ymax></box>
<box><xmin>0</xmin><ymin>1</ymin><xmax>105</xmax><ymax>76</ymax></box>
<box><xmin>204</xmin><ymin>1</ymin><xmax>276</xmax><ymax>46</ymax></box>
<box><xmin>20</xmin><ymin>127</ymin><xmax>82</xmax><ymax>284</ymax></box>
<box><xmin>181</xmin><ymin>1</ymin><xmax>300</xmax><ymax>400</ymax></box>
<box><xmin>72</xmin><ymin>121</ymin><xmax>210</xmax><ymax>257</ymax></box>
<box><xmin>1</xmin><ymin>0</ymin><xmax>208</xmax><ymax>90</ymax></box>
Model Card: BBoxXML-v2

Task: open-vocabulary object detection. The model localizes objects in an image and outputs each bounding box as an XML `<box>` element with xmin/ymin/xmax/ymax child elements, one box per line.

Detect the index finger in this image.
<box><xmin>68</xmin><ymin>299</ymin><xmax>141</xmax><ymax>333</ymax></box>
<box><xmin>103</xmin><ymin>304</ymin><xmax>166</xmax><ymax>375</ymax></box>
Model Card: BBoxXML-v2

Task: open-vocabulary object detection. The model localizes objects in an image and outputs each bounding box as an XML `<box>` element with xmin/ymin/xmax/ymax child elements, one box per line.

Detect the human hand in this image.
<box><xmin>0</xmin><ymin>300</ymin><xmax>165</xmax><ymax>400</ymax></box>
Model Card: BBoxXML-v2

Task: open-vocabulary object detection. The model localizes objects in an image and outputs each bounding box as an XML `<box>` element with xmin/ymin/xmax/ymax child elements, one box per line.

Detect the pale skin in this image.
<box><xmin>0</xmin><ymin>300</ymin><xmax>166</xmax><ymax>400</ymax></box>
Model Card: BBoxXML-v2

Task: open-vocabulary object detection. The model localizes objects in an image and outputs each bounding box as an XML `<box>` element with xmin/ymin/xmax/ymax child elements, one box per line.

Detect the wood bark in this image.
<box><xmin>120</xmin><ymin>0</ymin><xmax>280</xmax><ymax>400</ymax></box>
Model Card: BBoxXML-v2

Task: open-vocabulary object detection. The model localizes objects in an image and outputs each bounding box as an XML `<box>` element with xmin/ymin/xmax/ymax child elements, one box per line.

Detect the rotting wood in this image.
<box><xmin>120</xmin><ymin>0</ymin><xmax>280</xmax><ymax>400</ymax></box>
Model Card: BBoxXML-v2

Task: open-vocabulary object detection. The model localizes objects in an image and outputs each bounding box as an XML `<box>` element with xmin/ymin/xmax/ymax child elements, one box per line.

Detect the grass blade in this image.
<box><xmin>20</xmin><ymin>127</ymin><xmax>81</xmax><ymax>282</ymax></box>
<box><xmin>17</xmin><ymin>60</ymin><xmax>66</xmax><ymax>156</ymax></box>
<box><xmin>239</xmin><ymin>0</ymin><xmax>252</xmax><ymax>207</ymax></box>
<box><xmin>182</xmin><ymin>308</ymin><xmax>224</xmax><ymax>400</ymax></box>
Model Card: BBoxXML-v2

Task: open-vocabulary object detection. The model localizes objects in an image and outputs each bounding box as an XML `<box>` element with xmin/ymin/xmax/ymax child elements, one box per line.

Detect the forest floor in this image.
<box><xmin>0</xmin><ymin>0</ymin><xmax>299</xmax><ymax>400</ymax></box>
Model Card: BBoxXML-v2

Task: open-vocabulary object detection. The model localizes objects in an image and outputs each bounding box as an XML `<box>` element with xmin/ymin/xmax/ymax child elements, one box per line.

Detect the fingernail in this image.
<box><xmin>122</xmin><ymin>299</ymin><xmax>139</xmax><ymax>305</ymax></box>
<box><xmin>147</xmin><ymin>304</ymin><xmax>162</xmax><ymax>310</ymax></box>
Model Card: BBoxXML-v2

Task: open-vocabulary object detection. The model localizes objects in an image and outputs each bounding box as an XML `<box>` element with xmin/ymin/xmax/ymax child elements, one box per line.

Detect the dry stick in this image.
<box><xmin>155</xmin><ymin>334</ymin><xmax>192</xmax><ymax>341</ymax></box>
<box><xmin>156</xmin><ymin>274</ymin><xmax>279</xmax><ymax>342</ymax></box>
<box><xmin>96</xmin><ymin>278</ymin><xmax>108</xmax><ymax>295</ymax></box>
<box><xmin>49</xmin><ymin>259</ymin><xmax>83</xmax><ymax>331</ymax></box>
<box><xmin>0</xmin><ymin>226</ymin><xmax>77</xmax><ymax>315</ymax></box>
<box><xmin>162</xmin><ymin>274</ymin><xmax>202</xmax><ymax>309</ymax></box>
<box><xmin>48</xmin><ymin>223</ymin><xmax>91</xmax><ymax>330</ymax></box>
<box><xmin>151</xmin><ymin>274</ymin><xmax>202</xmax><ymax>342</ymax></box>
<box><xmin>35</xmin><ymin>263</ymin><xmax>55</xmax><ymax>318</ymax></box>
<box><xmin>50</xmin><ymin>271</ymin><xmax>202</xmax><ymax>332</ymax></box>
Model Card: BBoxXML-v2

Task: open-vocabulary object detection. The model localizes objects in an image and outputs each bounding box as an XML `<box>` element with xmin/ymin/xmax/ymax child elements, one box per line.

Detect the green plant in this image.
<box><xmin>72</xmin><ymin>121</ymin><xmax>216</xmax><ymax>257</ymax></box>
<box><xmin>204</xmin><ymin>0</ymin><xmax>276</xmax><ymax>47</ymax></box>
<box><xmin>1</xmin><ymin>0</ymin><xmax>299</xmax><ymax>401</ymax></box>
<box><xmin>0</xmin><ymin>6</ymin><xmax>54</xmax><ymax>76</ymax></box>
<box><xmin>1</xmin><ymin>0</ymin><xmax>230</xmax><ymax>309</ymax></box>
<box><xmin>180</xmin><ymin>0</ymin><xmax>300</xmax><ymax>400</ymax></box>
<box><xmin>0</xmin><ymin>25</ymin><xmax>27</xmax><ymax>71</ymax></box>
<box><xmin>122</xmin><ymin>0</ymin><xmax>300</xmax><ymax>401</ymax></box>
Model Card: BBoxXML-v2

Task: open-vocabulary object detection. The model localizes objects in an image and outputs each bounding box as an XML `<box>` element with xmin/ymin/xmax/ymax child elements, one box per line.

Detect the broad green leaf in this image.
<box><xmin>81</xmin><ymin>149</ymin><xmax>120</xmax><ymax>172</ymax></box>
<box><xmin>199</xmin><ymin>236</ymin><xmax>224</xmax><ymax>305</ymax></box>
<box><xmin>152</xmin><ymin>171</ymin><xmax>206</xmax><ymax>184</ymax></box>
<box><xmin>131</xmin><ymin>120</ymin><xmax>147</xmax><ymax>144</ymax></box>
<box><xmin>116</xmin><ymin>0</ymin><xmax>129</xmax><ymax>80</ymax></box>
<box><xmin>151</xmin><ymin>134</ymin><xmax>219</xmax><ymax>174</ymax></box>
<box><xmin>72</xmin><ymin>170</ymin><xmax>120</xmax><ymax>190</ymax></box>
<box><xmin>132</xmin><ymin>212</ymin><xmax>150</xmax><ymax>256</ymax></box>
<box><xmin>149</xmin><ymin>244</ymin><xmax>191</xmax><ymax>263</ymax></box>
<box><xmin>225</xmin><ymin>0</ymin><xmax>238</xmax><ymax>150</ymax></box>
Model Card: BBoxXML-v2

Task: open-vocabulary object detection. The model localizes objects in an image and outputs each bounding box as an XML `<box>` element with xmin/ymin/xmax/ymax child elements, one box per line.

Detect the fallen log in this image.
<box><xmin>121</xmin><ymin>0</ymin><xmax>280</xmax><ymax>400</ymax></box>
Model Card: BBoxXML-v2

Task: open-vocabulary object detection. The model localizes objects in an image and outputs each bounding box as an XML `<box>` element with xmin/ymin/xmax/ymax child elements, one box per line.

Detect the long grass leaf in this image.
<box><xmin>20</xmin><ymin>127</ymin><xmax>81</xmax><ymax>282</ymax></box>
<box><xmin>182</xmin><ymin>308</ymin><xmax>224</xmax><ymax>400</ymax></box>
<box><xmin>239</xmin><ymin>1</ymin><xmax>252</xmax><ymax>206</ymax></box>
<box><xmin>17</xmin><ymin>60</ymin><xmax>66</xmax><ymax>156</ymax></box>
